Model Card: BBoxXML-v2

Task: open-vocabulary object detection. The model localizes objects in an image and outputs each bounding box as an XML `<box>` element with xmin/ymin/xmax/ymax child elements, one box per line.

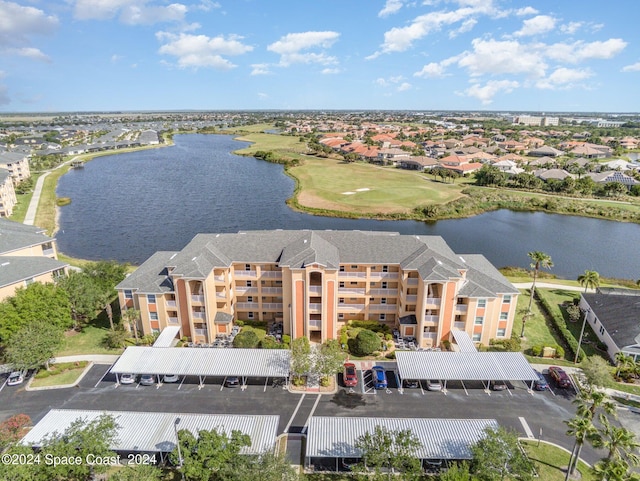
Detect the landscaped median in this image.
<box><xmin>521</xmin><ymin>440</ymin><xmax>595</xmax><ymax>481</ymax></box>
<box><xmin>27</xmin><ymin>361</ymin><xmax>92</xmax><ymax>390</ymax></box>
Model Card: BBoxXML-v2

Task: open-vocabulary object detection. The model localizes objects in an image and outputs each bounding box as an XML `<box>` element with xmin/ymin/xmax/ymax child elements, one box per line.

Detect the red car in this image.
<box><xmin>343</xmin><ymin>363</ymin><xmax>358</xmax><ymax>387</ymax></box>
<box><xmin>548</xmin><ymin>366</ymin><xmax>571</xmax><ymax>389</ymax></box>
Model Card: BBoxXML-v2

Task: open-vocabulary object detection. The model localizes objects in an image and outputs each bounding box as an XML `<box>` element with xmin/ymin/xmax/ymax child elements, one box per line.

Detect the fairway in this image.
<box><xmin>290</xmin><ymin>157</ymin><xmax>465</xmax><ymax>214</ymax></box>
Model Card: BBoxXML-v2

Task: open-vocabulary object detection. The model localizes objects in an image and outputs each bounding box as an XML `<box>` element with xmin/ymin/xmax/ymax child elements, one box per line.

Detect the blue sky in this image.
<box><xmin>1</xmin><ymin>0</ymin><xmax>639</xmax><ymax>112</ymax></box>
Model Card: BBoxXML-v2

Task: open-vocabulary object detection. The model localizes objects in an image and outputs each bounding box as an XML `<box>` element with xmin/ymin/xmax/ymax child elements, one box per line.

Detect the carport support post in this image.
<box><xmin>115</xmin><ymin>373</ymin><xmax>120</xmax><ymax>385</ymax></box>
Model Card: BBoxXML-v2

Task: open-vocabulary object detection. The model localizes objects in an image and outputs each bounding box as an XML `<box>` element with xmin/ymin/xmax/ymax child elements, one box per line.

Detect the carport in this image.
<box><xmin>110</xmin><ymin>346</ymin><xmax>290</xmax><ymax>389</ymax></box>
<box><xmin>305</xmin><ymin>416</ymin><xmax>498</xmax><ymax>472</ymax></box>
<box><xmin>395</xmin><ymin>351</ymin><xmax>539</xmax><ymax>394</ymax></box>
<box><xmin>450</xmin><ymin>329</ymin><xmax>478</xmax><ymax>352</ymax></box>
<box><xmin>152</xmin><ymin>326</ymin><xmax>181</xmax><ymax>348</ymax></box>
<box><xmin>22</xmin><ymin>409</ymin><xmax>278</xmax><ymax>463</ymax></box>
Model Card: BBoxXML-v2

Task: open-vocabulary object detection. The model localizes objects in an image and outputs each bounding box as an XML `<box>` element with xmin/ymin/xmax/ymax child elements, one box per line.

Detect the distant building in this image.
<box><xmin>0</xmin><ymin>152</ymin><xmax>31</xmax><ymax>186</ymax></box>
<box><xmin>0</xmin><ymin>170</ymin><xmax>17</xmax><ymax>217</ymax></box>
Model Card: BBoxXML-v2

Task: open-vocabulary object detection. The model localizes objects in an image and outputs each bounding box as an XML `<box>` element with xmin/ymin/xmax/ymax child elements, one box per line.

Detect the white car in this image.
<box><xmin>120</xmin><ymin>373</ymin><xmax>136</xmax><ymax>385</ymax></box>
<box><xmin>163</xmin><ymin>374</ymin><xmax>179</xmax><ymax>383</ymax></box>
<box><xmin>426</xmin><ymin>379</ymin><xmax>443</xmax><ymax>391</ymax></box>
<box><xmin>7</xmin><ymin>371</ymin><xmax>24</xmax><ymax>386</ymax></box>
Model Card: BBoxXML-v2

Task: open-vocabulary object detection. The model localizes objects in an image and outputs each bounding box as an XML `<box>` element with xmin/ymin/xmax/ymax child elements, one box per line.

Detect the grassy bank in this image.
<box><xmin>30</xmin><ymin>361</ymin><xmax>89</xmax><ymax>387</ymax></box>
<box><xmin>521</xmin><ymin>440</ymin><xmax>595</xmax><ymax>481</ymax></box>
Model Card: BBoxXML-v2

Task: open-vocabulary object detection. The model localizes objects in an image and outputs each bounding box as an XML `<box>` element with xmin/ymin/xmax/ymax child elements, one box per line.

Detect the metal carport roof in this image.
<box><xmin>306</xmin><ymin>417</ymin><xmax>498</xmax><ymax>459</ymax></box>
<box><xmin>450</xmin><ymin>329</ymin><xmax>478</xmax><ymax>352</ymax></box>
<box><xmin>22</xmin><ymin>409</ymin><xmax>278</xmax><ymax>455</ymax></box>
<box><xmin>152</xmin><ymin>326</ymin><xmax>181</xmax><ymax>348</ymax></box>
<box><xmin>110</xmin><ymin>346</ymin><xmax>290</xmax><ymax>377</ymax></box>
<box><xmin>396</xmin><ymin>351</ymin><xmax>538</xmax><ymax>381</ymax></box>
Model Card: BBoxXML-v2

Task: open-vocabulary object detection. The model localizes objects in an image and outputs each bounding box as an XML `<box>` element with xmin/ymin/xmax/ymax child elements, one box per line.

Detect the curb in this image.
<box><xmin>25</xmin><ymin>362</ymin><xmax>94</xmax><ymax>391</ymax></box>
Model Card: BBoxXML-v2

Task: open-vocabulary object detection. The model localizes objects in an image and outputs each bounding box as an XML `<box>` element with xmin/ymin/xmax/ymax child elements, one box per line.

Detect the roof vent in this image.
<box><xmin>216</xmin><ymin>234</ymin><xmax>220</xmax><ymax>237</ymax></box>
<box><xmin>169</xmin><ymin>253</ymin><xmax>177</xmax><ymax>260</ymax></box>
<box><xmin>191</xmin><ymin>257</ymin><xmax>197</xmax><ymax>261</ymax></box>
<box><xmin>436</xmin><ymin>260</ymin><xmax>442</xmax><ymax>265</ymax></box>
<box><xmin>459</xmin><ymin>256</ymin><xmax>466</xmax><ymax>263</ymax></box>
<box><xmin>303</xmin><ymin>239</ymin><xmax>307</xmax><ymax>244</ymax></box>
<box><xmin>0</xmin><ymin>262</ymin><xmax>9</xmax><ymax>266</ymax></box>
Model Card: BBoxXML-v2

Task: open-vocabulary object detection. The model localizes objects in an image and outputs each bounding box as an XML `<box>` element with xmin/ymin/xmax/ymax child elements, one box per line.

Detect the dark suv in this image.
<box><xmin>548</xmin><ymin>366</ymin><xmax>571</xmax><ymax>388</ymax></box>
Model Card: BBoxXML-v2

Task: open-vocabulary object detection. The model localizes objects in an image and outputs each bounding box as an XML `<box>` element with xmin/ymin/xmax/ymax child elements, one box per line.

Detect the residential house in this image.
<box><xmin>376</xmin><ymin>148</ymin><xmax>410</xmax><ymax>165</ymax></box>
<box><xmin>398</xmin><ymin>156</ymin><xmax>439</xmax><ymax>171</ymax></box>
<box><xmin>534</xmin><ymin>169</ymin><xmax>574</xmax><ymax>181</ymax></box>
<box><xmin>491</xmin><ymin>160</ymin><xmax>524</xmax><ymax>176</ymax></box>
<box><xmin>588</xmin><ymin>171</ymin><xmax>639</xmax><ymax>189</ymax></box>
<box><xmin>528</xmin><ymin>146</ymin><xmax>564</xmax><ymax>157</ymax></box>
<box><xmin>439</xmin><ymin>155</ymin><xmax>483</xmax><ymax>175</ymax></box>
<box><xmin>116</xmin><ymin>230</ymin><xmax>519</xmax><ymax>349</ymax></box>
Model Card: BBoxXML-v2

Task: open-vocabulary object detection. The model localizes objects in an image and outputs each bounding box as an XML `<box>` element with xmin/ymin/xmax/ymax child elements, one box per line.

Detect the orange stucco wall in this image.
<box><xmin>295</xmin><ymin>280</ymin><xmax>304</xmax><ymax>337</ymax></box>
<box><xmin>176</xmin><ymin>279</ymin><xmax>192</xmax><ymax>338</ymax></box>
<box><xmin>326</xmin><ymin>280</ymin><xmax>334</xmax><ymax>340</ymax></box>
<box><xmin>439</xmin><ymin>281</ymin><xmax>456</xmax><ymax>341</ymax></box>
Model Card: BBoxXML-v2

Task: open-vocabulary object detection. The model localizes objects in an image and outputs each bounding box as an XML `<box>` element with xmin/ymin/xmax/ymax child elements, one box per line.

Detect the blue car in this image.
<box><xmin>533</xmin><ymin>370</ymin><xmax>548</xmax><ymax>391</ymax></box>
<box><xmin>372</xmin><ymin>366</ymin><xmax>388</xmax><ymax>389</ymax></box>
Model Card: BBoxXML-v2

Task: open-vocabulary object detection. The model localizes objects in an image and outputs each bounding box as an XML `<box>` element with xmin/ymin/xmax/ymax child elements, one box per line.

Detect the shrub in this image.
<box><xmin>319</xmin><ymin>377</ymin><xmax>331</xmax><ymax>387</ymax></box>
<box><xmin>537</xmin><ymin>291</ymin><xmax>583</xmax><ymax>362</ymax></box>
<box><xmin>531</xmin><ymin>344</ymin><xmax>543</xmax><ymax>357</ymax></box>
<box><xmin>385</xmin><ymin>351</ymin><xmax>396</xmax><ymax>360</ymax></box>
<box><xmin>553</xmin><ymin>344</ymin><xmax>565</xmax><ymax>359</ymax></box>
<box><xmin>566</xmin><ymin>304</ymin><xmax>582</xmax><ymax>323</ymax></box>
<box><xmin>349</xmin><ymin>320</ymin><xmax>391</xmax><ymax>334</ymax></box>
<box><xmin>349</xmin><ymin>329</ymin><xmax>382</xmax><ymax>357</ymax></box>
<box><xmin>385</xmin><ymin>333</ymin><xmax>393</xmax><ymax>341</ymax></box>
<box><xmin>339</xmin><ymin>332</ymin><xmax>348</xmax><ymax>347</ymax></box>
<box><xmin>104</xmin><ymin>329</ymin><xmax>127</xmax><ymax>349</ymax></box>
<box><xmin>260</xmin><ymin>336</ymin><xmax>283</xmax><ymax>349</ymax></box>
<box><xmin>235</xmin><ymin>320</ymin><xmax>245</xmax><ymax>327</ymax></box>
<box><xmin>282</xmin><ymin>334</ymin><xmax>291</xmax><ymax>345</ymax></box>
<box><xmin>233</xmin><ymin>329</ymin><xmax>260</xmax><ymax>348</ymax></box>
<box><xmin>441</xmin><ymin>339</ymin><xmax>451</xmax><ymax>351</ymax></box>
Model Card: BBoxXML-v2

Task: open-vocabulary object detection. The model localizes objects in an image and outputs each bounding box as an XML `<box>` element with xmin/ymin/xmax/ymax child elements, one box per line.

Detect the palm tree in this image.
<box><xmin>592</xmin><ymin>458</ymin><xmax>634</xmax><ymax>481</ymax></box>
<box><xmin>565</xmin><ymin>416</ymin><xmax>597</xmax><ymax>476</ymax></box>
<box><xmin>522</xmin><ymin>251</ymin><xmax>553</xmax><ymax>337</ymax></box>
<box><xmin>578</xmin><ymin>270</ymin><xmax>600</xmax><ymax>293</ymax></box>
<box><xmin>592</xmin><ymin>417</ymin><xmax>640</xmax><ymax>466</ymax></box>
<box><xmin>573</xmin><ymin>387</ymin><xmax>617</xmax><ymax>422</ymax></box>
<box><xmin>614</xmin><ymin>352</ymin><xmax>634</xmax><ymax>378</ymax></box>
<box><xmin>123</xmin><ymin>308</ymin><xmax>141</xmax><ymax>342</ymax></box>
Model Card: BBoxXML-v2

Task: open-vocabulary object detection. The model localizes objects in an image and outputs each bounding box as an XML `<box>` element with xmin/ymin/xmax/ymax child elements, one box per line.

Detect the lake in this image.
<box><xmin>56</xmin><ymin>134</ymin><xmax>640</xmax><ymax>280</ymax></box>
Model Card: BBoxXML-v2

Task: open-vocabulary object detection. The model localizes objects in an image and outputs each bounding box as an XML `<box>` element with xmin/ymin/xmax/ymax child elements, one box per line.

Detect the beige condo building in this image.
<box><xmin>116</xmin><ymin>230</ymin><xmax>519</xmax><ymax>348</ymax></box>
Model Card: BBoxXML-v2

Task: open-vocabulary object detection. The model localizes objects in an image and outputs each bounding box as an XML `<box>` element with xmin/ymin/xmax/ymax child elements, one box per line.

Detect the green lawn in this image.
<box><xmin>521</xmin><ymin>440</ymin><xmax>595</xmax><ymax>481</ymax></box>
<box><xmin>513</xmin><ymin>289</ymin><xmax>567</xmax><ymax>358</ymax></box>
<box><xmin>9</xmin><ymin>173</ymin><xmax>42</xmax><ymax>223</ymax></box>
<box><xmin>30</xmin><ymin>361</ymin><xmax>89</xmax><ymax>387</ymax></box>
<box><xmin>57</xmin><ymin>313</ymin><xmax>124</xmax><ymax>356</ymax></box>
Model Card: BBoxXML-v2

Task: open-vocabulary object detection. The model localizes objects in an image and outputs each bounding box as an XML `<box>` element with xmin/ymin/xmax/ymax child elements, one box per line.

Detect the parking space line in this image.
<box><xmin>284</xmin><ymin>394</ymin><xmax>306</xmax><ymax>434</ymax></box>
<box><xmin>178</xmin><ymin>377</ymin><xmax>186</xmax><ymax>390</ymax></box>
<box><xmin>419</xmin><ymin>380</ymin><xmax>425</xmax><ymax>395</ymax></box>
<box><xmin>461</xmin><ymin>380</ymin><xmax>469</xmax><ymax>396</ymax></box>
<box><xmin>0</xmin><ymin>379</ymin><xmax>7</xmax><ymax>392</ymax></box>
<box><xmin>519</xmin><ymin>417</ymin><xmax>535</xmax><ymax>439</ymax></box>
<box><xmin>94</xmin><ymin>366</ymin><xmax>111</xmax><ymax>388</ymax></box>
<box><xmin>548</xmin><ymin>386</ymin><xmax>557</xmax><ymax>397</ymax></box>
<box><xmin>302</xmin><ymin>395</ymin><xmax>322</xmax><ymax>435</ymax></box>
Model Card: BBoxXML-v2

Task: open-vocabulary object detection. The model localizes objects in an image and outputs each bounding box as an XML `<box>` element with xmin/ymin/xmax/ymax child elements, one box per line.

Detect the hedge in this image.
<box><xmin>536</xmin><ymin>291</ymin><xmax>585</xmax><ymax>362</ymax></box>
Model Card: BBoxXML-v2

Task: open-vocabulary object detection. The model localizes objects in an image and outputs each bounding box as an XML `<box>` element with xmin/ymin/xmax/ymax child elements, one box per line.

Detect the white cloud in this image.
<box><xmin>449</xmin><ymin>18</ymin><xmax>477</xmax><ymax>38</ymax></box>
<box><xmin>157</xmin><ymin>32</ymin><xmax>253</xmax><ymax>69</ymax></box>
<box><xmin>515</xmin><ymin>6</ymin><xmax>538</xmax><ymax>16</ymax></box>
<box><xmin>194</xmin><ymin>0</ymin><xmax>220</xmax><ymax>11</ymax></box>
<box><xmin>457</xmin><ymin>38</ymin><xmax>547</xmax><ymax>78</ymax></box>
<box><xmin>376</xmin><ymin>78</ymin><xmax>389</xmax><ymax>87</ymax></box>
<box><xmin>376</xmin><ymin>75</ymin><xmax>409</xmax><ymax>89</ymax></box>
<box><xmin>257</xmin><ymin>92</ymin><xmax>268</xmax><ymax>99</ymax></box>
<box><xmin>514</xmin><ymin>15</ymin><xmax>556</xmax><ymax>37</ymax></box>
<box><xmin>413</xmin><ymin>61</ymin><xmax>448</xmax><ymax>78</ymax></box>
<box><xmin>463</xmin><ymin>79</ymin><xmax>519</xmax><ymax>104</ymax></box>
<box><xmin>560</xmin><ymin>21</ymin><xmax>583</xmax><ymax>35</ymax></box>
<box><xmin>74</xmin><ymin>0</ymin><xmax>188</xmax><ymax>25</ymax></box>
<box><xmin>397</xmin><ymin>82</ymin><xmax>412</xmax><ymax>91</ymax></box>
<box><xmin>321</xmin><ymin>68</ymin><xmax>340</xmax><ymax>74</ymax></box>
<box><xmin>622</xmin><ymin>62</ymin><xmax>640</xmax><ymax>72</ymax></box>
<box><xmin>536</xmin><ymin>67</ymin><xmax>593</xmax><ymax>89</ymax></box>
<box><xmin>267</xmin><ymin>31</ymin><xmax>340</xmax><ymax>67</ymax></box>
<box><xmin>250</xmin><ymin>63</ymin><xmax>271</xmax><ymax>75</ymax></box>
<box><xmin>11</xmin><ymin>47</ymin><xmax>51</xmax><ymax>62</ymax></box>
<box><xmin>545</xmin><ymin>38</ymin><xmax>627</xmax><ymax>63</ymax></box>
<box><xmin>111</xmin><ymin>54</ymin><xmax>123</xmax><ymax>63</ymax></box>
<box><xmin>379</xmin><ymin>0</ymin><xmax>404</xmax><ymax>18</ymax></box>
<box><xmin>0</xmin><ymin>1</ymin><xmax>58</xmax><ymax>61</ymax></box>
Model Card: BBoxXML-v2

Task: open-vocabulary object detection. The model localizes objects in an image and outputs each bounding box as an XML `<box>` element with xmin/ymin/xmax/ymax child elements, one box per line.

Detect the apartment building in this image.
<box><xmin>0</xmin><ymin>219</ymin><xmax>68</xmax><ymax>300</ymax></box>
<box><xmin>116</xmin><ymin>230</ymin><xmax>519</xmax><ymax>348</ymax></box>
<box><xmin>0</xmin><ymin>170</ymin><xmax>17</xmax><ymax>217</ymax></box>
<box><xmin>0</xmin><ymin>152</ymin><xmax>31</xmax><ymax>186</ymax></box>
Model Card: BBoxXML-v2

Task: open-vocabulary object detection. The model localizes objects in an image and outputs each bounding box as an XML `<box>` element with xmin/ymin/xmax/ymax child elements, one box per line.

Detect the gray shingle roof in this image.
<box><xmin>0</xmin><ymin>219</ymin><xmax>51</xmax><ymax>255</ymax></box>
<box><xmin>457</xmin><ymin>255</ymin><xmax>519</xmax><ymax>296</ymax></box>
<box><xmin>0</xmin><ymin>256</ymin><xmax>68</xmax><ymax>288</ymax></box>
<box><xmin>583</xmin><ymin>292</ymin><xmax>640</xmax><ymax>348</ymax></box>
<box><xmin>116</xmin><ymin>251</ymin><xmax>177</xmax><ymax>293</ymax></box>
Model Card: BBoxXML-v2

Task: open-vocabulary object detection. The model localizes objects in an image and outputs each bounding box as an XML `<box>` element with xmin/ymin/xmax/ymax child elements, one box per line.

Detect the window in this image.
<box><xmin>147</xmin><ymin>294</ymin><xmax>156</xmax><ymax>304</ymax></box>
<box><xmin>338</xmin><ymin>313</ymin><xmax>344</xmax><ymax>319</ymax></box>
<box><xmin>497</xmin><ymin>328</ymin><xmax>506</xmax><ymax>337</ymax></box>
<box><xmin>379</xmin><ymin>313</ymin><xmax>386</xmax><ymax>321</ymax></box>
<box><xmin>382</xmin><ymin>265</ymin><xmax>388</xmax><ymax>272</ymax></box>
<box><xmin>499</xmin><ymin>312</ymin><xmax>508</xmax><ymax>321</ymax></box>
<box><xmin>351</xmin><ymin>265</ymin><xmax>358</xmax><ymax>269</ymax></box>
<box><xmin>350</xmin><ymin>281</ymin><xmax>357</xmax><ymax>285</ymax></box>
<box><xmin>477</xmin><ymin>298</ymin><xmax>486</xmax><ymax>308</ymax></box>
<box><xmin>53</xmin><ymin>269</ymin><xmax>65</xmax><ymax>279</ymax></box>
<box><xmin>472</xmin><ymin>333</ymin><xmax>481</xmax><ymax>342</ymax></box>
<box><xmin>457</xmin><ymin>297</ymin><xmax>464</xmax><ymax>304</ymax></box>
<box><xmin>339</xmin><ymin>282</ymin><xmax>345</xmax><ymax>288</ymax></box>
<box><xmin>503</xmin><ymin>295</ymin><xmax>512</xmax><ymax>304</ymax></box>
<box><xmin>382</xmin><ymin>282</ymin><xmax>387</xmax><ymax>289</ymax></box>
<box><xmin>261</xmin><ymin>296</ymin><xmax>266</xmax><ymax>301</ymax></box>
<box><xmin>474</xmin><ymin>316</ymin><xmax>484</xmax><ymax>325</ymax></box>
<box><xmin>24</xmin><ymin>277</ymin><xmax>34</xmax><ymax>285</ymax></box>
<box><xmin>339</xmin><ymin>298</ymin><xmax>345</xmax><ymax>304</ymax></box>
<box><xmin>124</xmin><ymin>290</ymin><xmax>133</xmax><ymax>299</ymax></box>
<box><xmin>600</xmin><ymin>326</ymin><xmax>605</xmax><ymax>335</ymax></box>
<box><xmin>245</xmin><ymin>264</ymin><xmax>251</xmax><ymax>271</ymax></box>
<box><xmin>247</xmin><ymin>296</ymin><xmax>253</xmax><ymax>302</ymax></box>
<box><xmin>247</xmin><ymin>281</ymin><xmax>252</xmax><ymax>287</ymax></box>
<box><xmin>339</xmin><ymin>266</ymin><xmax>345</xmax><ymax>272</ymax></box>
<box><xmin>381</xmin><ymin>298</ymin><xmax>387</xmax><ymax>304</ymax></box>
<box><xmin>150</xmin><ymin>312</ymin><xmax>158</xmax><ymax>320</ymax></box>
<box><xmin>261</xmin><ymin>280</ymin><xmax>266</xmax><ymax>285</ymax></box>
<box><xmin>152</xmin><ymin>328</ymin><xmax>160</xmax><ymax>335</ymax></box>
<box><xmin>248</xmin><ymin>312</ymin><xmax>254</xmax><ymax>319</ymax></box>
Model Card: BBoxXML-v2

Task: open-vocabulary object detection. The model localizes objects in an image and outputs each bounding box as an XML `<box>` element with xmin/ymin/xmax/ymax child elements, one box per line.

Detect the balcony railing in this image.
<box><xmin>236</xmin><ymin>302</ymin><xmax>259</xmax><ymax>310</ymax></box>
<box><xmin>425</xmin><ymin>297</ymin><xmax>441</xmax><ymax>306</ymax></box>
<box><xmin>194</xmin><ymin>328</ymin><xmax>208</xmax><ymax>336</ymax></box>
<box><xmin>214</xmin><ymin>274</ymin><xmax>226</xmax><ymax>282</ymax></box>
<box><xmin>455</xmin><ymin>304</ymin><xmax>468</xmax><ymax>312</ymax></box>
<box><xmin>337</xmin><ymin>303</ymin><xmax>365</xmax><ymax>311</ymax></box>
<box><xmin>453</xmin><ymin>322</ymin><xmax>466</xmax><ymax>330</ymax></box>
<box><xmin>369</xmin><ymin>288</ymin><xmax>398</xmax><ymax>296</ymax></box>
<box><xmin>191</xmin><ymin>295</ymin><xmax>205</xmax><ymax>303</ymax></box>
<box><xmin>308</xmin><ymin>286</ymin><xmax>322</xmax><ymax>295</ymax></box>
<box><xmin>369</xmin><ymin>304</ymin><xmax>397</xmax><ymax>312</ymax></box>
<box><xmin>261</xmin><ymin>287</ymin><xmax>282</xmax><ymax>294</ymax></box>
<box><xmin>405</xmin><ymin>295</ymin><xmax>417</xmax><ymax>303</ymax></box>
<box><xmin>405</xmin><ymin>278</ymin><xmax>419</xmax><ymax>286</ymax></box>
<box><xmin>166</xmin><ymin>300</ymin><xmax>177</xmax><ymax>307</ymax></box>
<box><xmin>369</xmin><ymin>272</ymin><xmax>398</xmax><ymax>279</ymax></box>
<box><xmin>262</xmin><ymin>303</ymin><xmax>283</xmax><ymax>310</ymax></box>
<box><xmin>308</xmin><ymin>303</ymin><xmax>322</xmax><ymax>312</ymax></box>
<box><xmin>192</xmin><ymin>312</ymin><xmax>206</xmax><ymax>320</ymax></box>
<box><xmin>261</xmin><ymin>271</ymin><xmax>282</xmax><ymax>278</ymax></box>
<box><xmin>338</xmin><ymin>288</ymin><xmax>366</xmax><ymax>295</ymax></box>
<box><xmin>309</xmin><ymin>319</ymin><xmax>322</xmax><ymax>329</ymax></box>
<box><xmin>422</xmin><ymin>332</ymin><xmax>437</xmax><ymax>340</ymax></box>
<box><xmin>424</xmin><ymin>315</ymin><xmax>439</xmax><ymax>323</ymax></box>
<box><xmin>339</xmin><ymin>271</ymin><xmax>367</xmax><ymax>278</ymax></box>
<box><xmin>234</xmin><ymin>286</ymin><xmax>258</xmax><ymax>295</ymax></box>
<box><xmin>215</xmin><ymin>291</ymin><xmax>228</xmax><ymax>298</ymax></box>
<box><xmin>42</xmin><ymin>248</ymin><xmax>55</xmax><ymax>256</ymax></box>
<box><xmin>167</xmin><ymin>316</ymin><xmax>179</xmax><ymax>324</ymax></box>
<box><xmin>235</xmin><ymin>270</ymin><xmax>257</xmax><ymax>278</ymax></box>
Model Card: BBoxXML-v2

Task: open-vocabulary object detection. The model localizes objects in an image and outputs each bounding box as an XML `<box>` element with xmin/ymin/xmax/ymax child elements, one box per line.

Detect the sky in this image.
<box><xmin>1</xmin><ymin>0</ymin><xmax>639</xmax><ymax>113</ymax></box>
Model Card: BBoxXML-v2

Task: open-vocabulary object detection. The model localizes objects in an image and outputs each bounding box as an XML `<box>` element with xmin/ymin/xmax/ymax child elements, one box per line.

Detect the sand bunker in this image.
<box><xmin>342</xmin><ymin>192</ymin><xmax>356</xmax><ymax>195</ymax></box>
<box><xmin>355</xmin><ymin>188</ymin><xmax>370</xmax><ymax>192</ymax></box>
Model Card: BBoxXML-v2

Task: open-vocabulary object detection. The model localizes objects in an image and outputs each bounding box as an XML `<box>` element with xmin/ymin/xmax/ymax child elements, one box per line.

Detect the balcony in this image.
<box><xmin>191</xmin><ymin>294</ymin><xmax>205</xmax><ymax>303</ymax></box>
<box><xmin>405</xmin><ymin>278</ymin><xmax>419</xmax><ymax>286</ymax></box>
<box><xmin>166</xmin><ymin>300</ymin><xmax>177</xmax><ymax>307</ymax></box>
<box><xmin>425</xmin><ymin>297</ymin><xmax>441</xmax><ymax>306</ymax></box>
<box><xmin>262</xmin><ymin>303</ymin><xmax>283</xmax><ymax>310</ymax></box>
<box><xmin>338</xmin><ymin>288</ymin><xmax>366</xmax><ymax>296</ymax></box>
<box><xmin>424</xmin><ymin>315</ymin><xmax>439</xmax><ymax>323</ymax></box>
<box><xmin>261</xmin><ymin>287</ymin><xmax>282</xmax><ymax>294</ymax></box>
<box><xmin>215</xmin><ymin>291</ymin><xmax>228</xmax><ymax>299</ymax></box>
<box><xmin>308</xmin><ymin>303</ymin><xmax>322</xmax><ymax>313</ymax></box>
<box><xmin>369</xmin><ymin>304</ymin><xmax>397</xmax><ymax>312</ymax></box>
<box><xmin>308</xmin><ymin>286</ymin><xmax>322</xmax><ymax>295</ymax></box>
<box><xmin>235</xmin><ymin>270</ymin><xmax>257</xmax><ymax>278</ymax></box>
<box><xmin>369</xmin><ymin>288</ymin><xmax>398</xmax><ymax>296</ymax></box>
<box><xmin>423</xmin><ymin>332</ymin><xmax>437</xmax><ymax>340</ymax></box>
<box><xmin>194</xmin><ymin>328</ymin><xmax>208</xmax><ymax>336</ymax></box>
<box><xmin>236</xmin><ymin>302</ymin><xmax>259</xmax><ymax>310</ymax></box>
<box><xmin>309</xmin><ymin>319</ymin><xmax>322</xmax><ymax>329</ymax></box>
<box><xmin>261</xmin><ymin>271</ymin><xmax>282</xmax><ymax>278</ymax></box>
<box><xmin>339</xmin><ymin>271</ymin><xmax>367</xmax><ymax>279</ymax></box>
<box><xmin>404</xmin><ymin>295</ymin><xmax>417</xmax><ymax>303</ymax></box>
<box><xmin>369</xmin><ymin>272</ymin><xmax>399</xmax><ymax>280</ymax></box>
<box><xmin>42</xmin><ymin>248</ymin><xmax>55</xmax><ymax>256</ymax></box>
<box><xmin>337</xmin><ymin>303</ymin><xmax>365</xmax><ymax>312</ymax></box>
<box><xmin>234</xmin><ymin>286</ymin><xmax>258</xmax><ymax>295</ymax></box>
<box><xmin>455</xmin><ymin>304</ymin><xmax>468</xmax><ymax>313</ymax></box>
<box><xmin>192</xmin><ymin>311</ymin><xmax>206</xmax><ymax>320</ymax></box>
<box><xmin>214</xmin><ymin>274</ymin><xmax>226</xmax><ymax>282</ymax></box>
<box><xmin>453</xmin><ymin>322</ymin><xmax>466</xmax><ymax>330</ymax></box>
<box><xmin>168</xmin><ymin>316</ymin><xmax>179</xmax><ymax>324</ymax></box>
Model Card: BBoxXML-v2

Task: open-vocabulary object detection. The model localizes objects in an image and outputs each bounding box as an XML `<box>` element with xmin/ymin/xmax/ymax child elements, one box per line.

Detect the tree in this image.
<box><xmin>581</xmin><ymin>356</ymin><xmax>613</xmax><ymax>388</ymax></box>
<box><xmin>83</xmin><ymin>260</ymin><xmax>128</xmax><ymax>296</ymax></box>
<box><xmin>108</xmin><ymin>464</ymin><xmax>163</xmax><ymax>481</ymax></box>
<box><xmin>56</xmin><ymin>271</ymin><xmax>102</xmax><ymax>328</ymax></box>
<box><xmin>592</xmin><ymin>458</ymin><xmax>640</xmax><ymax>481</ymax></box>
<box><xmin>290</xmin><ymin>336</ymin><xmax>312</xmax><ymax>383</ymax></box>
<box><xmin>523</xmin><ymin>251</ymin><xmax>553</xmax><ymax>337</ymax></box>
<box><xmin>615</xmin><ymin>352</ymin><xmax>635</xmax><ymax>379</ymax></box>
<box><xmin>169</xmin><ymin>427</ymin><xmax>251</xmax><ymax>481</ymax></box>
<box><xmin>349</xmin><ymin>329</ymin><xmax>381</xmax><ymax>357</ymax></box>
<box><xmin>313</xmin><ymin>339</ymin><xmax>346</xmax><ymax>385</ymax></box>
<box><xmin>578</xmin><ymin>270</ymin><xmax>600</xmax><ymax>293</ymax></box>
<box><xmin>592</xmin><ymin>417</ymin><xmax>640</xmax><ymax>467</ymax></box>
<box><xmin>233</xmin><ymin>329</ymin><xmax>260</xmax><ymax>348</ymax></box>
<box><xmin>470</xmin><ymin>426</ymin><xmax>534</xmax><ymax>481</ymax></box>
<box><xmin>565</xmin><ymin>415</ymin><xmax>598</xmax><ymax>476</ymax></box>
<box><xmin>6</xmin><ymin>320</ymin><xmax>64</xmax><ymax>371</ymax></box>
<box><xmin>354</xmin><ymin>425</ymin><xmax>422</xmax><ymax>480</ymax></box>
<box><xmin>438</xmin><ymin>462</ymin><xmax>472</xmax><ymax>481</ymax></box>
<box><xmin>0</xmin><ymin>414</ymin><xmax>31</xmax><ymax>451</ymax></box>
<box><xmin>122</xmin><ymin>308</ymin><xmax>141</xmax><ymax>342</ymax></box>
<box><xmin>474</xmin><ymin>165</ymin><xmax>507</xmax><ymax>187</ymax></box>
<box><xmin>231</xmin><ymin>451</ymin><xmax>299</xmax><ymax>481</ymax></box>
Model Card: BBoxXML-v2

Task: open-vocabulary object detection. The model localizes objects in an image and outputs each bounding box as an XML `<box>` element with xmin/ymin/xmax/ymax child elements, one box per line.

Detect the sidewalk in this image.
<box><xmin>512</xmin><ymin>282</ymin><xmax>595</xmax><ymax>293</ymax></box>
<box><xmin>50</xmin><ymin>354</ymin><xmax>120</xmax><ymax>365</ymax></box>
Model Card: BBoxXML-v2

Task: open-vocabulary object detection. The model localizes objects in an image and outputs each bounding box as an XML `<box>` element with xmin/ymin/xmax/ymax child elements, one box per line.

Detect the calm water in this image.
<box><xmin>56</xmin><ymin>134</ymin><xmax>640</xmax><ymax>279</ymax></box>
